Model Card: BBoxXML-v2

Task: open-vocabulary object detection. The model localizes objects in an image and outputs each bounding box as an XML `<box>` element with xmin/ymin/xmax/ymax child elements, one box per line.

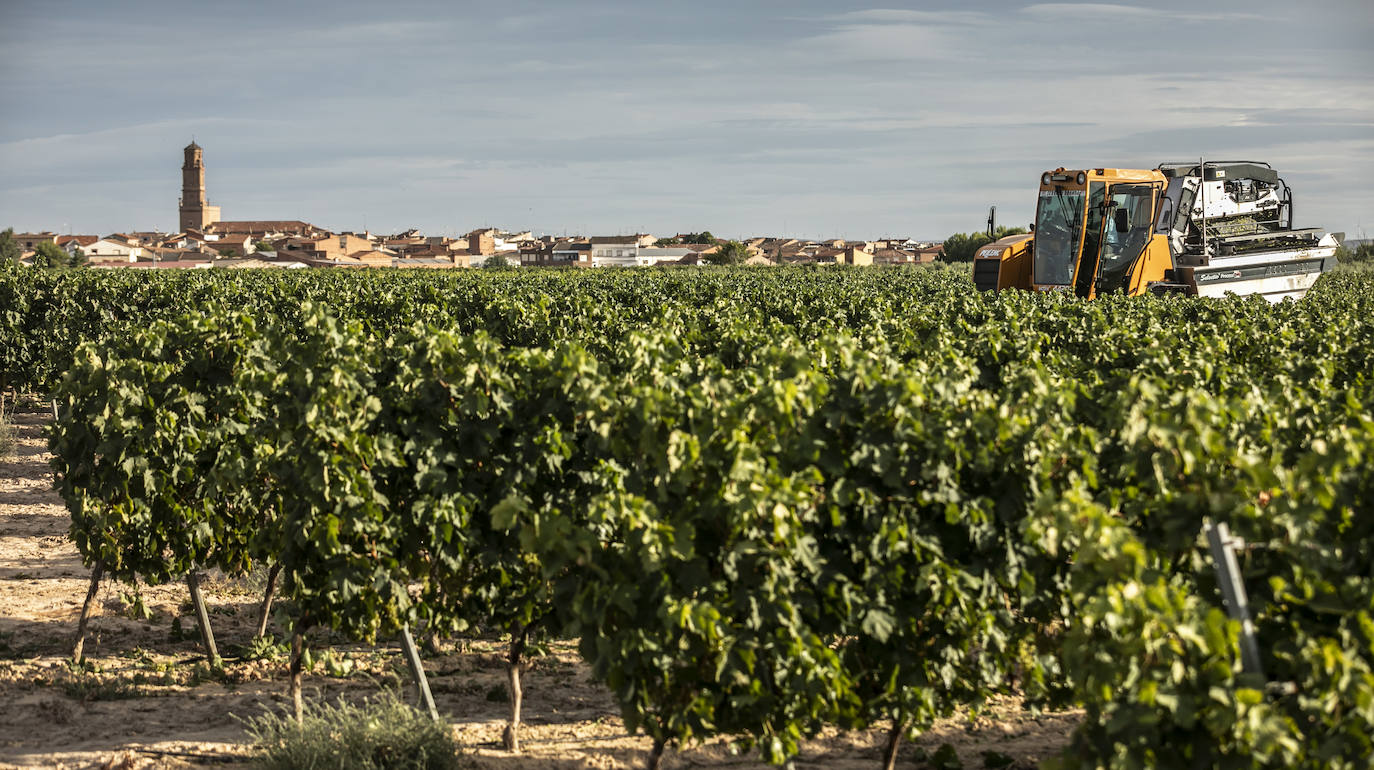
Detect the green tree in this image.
<box><xmin>253</xmin><ymin>240</ymin><xmax>275</xmax><ymax>253</ymax></box>
<box><xmin>31</xmin><ymin>241</ymin><xmax>70</xmax><ymax>270</ymax></box>
<box><xmin>704</xmin><ymin>240</ymin><xmax>749</xmax><ymax>265</ymax></box>
<box><xmin>0</xmin><ymin>229</ymin><xmax>19</xmax><ymax>263</ymax></box>
<box><xmin>483</xmin><ymin>253</ymin><xmax>512</xmax><ymax>268</ymax></box>
<box><xmin>1336</xmin><ymin>241</ymin><xmax>1374</xmax><ymax>264</ymax></box>
<box><xmin>680</xmin><ymin>231</ymin><xmax>716</xmax><ymax>244</ymax></box>
<box><xmin>67</xmin><ymin>249</ymin><xmax>88</xmax><ymax>269</ymax></box>
<box><xmin>941</xmin><ymin>226</ymin><xmax>1027</xmax><ymax>263</ymax></box>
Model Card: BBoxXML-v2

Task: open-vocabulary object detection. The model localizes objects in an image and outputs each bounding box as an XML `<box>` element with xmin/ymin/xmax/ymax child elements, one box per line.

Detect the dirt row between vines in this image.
<box><xmin>0</xmin><ymin>407</ymin><xmax>1080</xmax><ymax>769</ymax></box>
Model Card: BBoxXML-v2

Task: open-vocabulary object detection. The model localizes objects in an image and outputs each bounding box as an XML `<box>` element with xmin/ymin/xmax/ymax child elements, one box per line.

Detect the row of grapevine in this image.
<box><xmin>2</xmin><ymin>264</ymin><xmax>978</xmax><ymax>393</ymax></box>
<box><xmin>17</xmin><ymin>262</ymin><xmax>1374</xmax><ymax>768</ymax></box>
<box><xmin>7</xmin><ymin>262</ymin><xmax>1373</xmax><ymax>395</ymax></box>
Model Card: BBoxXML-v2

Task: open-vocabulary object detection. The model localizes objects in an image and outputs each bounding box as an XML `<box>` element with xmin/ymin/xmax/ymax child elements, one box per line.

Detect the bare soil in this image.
<box><xmin>0</xmin><ymin>407</ymin><xmax>1080</xmax><ymax>769</ymax></box>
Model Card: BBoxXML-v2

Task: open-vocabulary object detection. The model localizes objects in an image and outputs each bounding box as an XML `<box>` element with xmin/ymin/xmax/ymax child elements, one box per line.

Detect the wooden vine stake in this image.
<box><xmin>647</xmin><ymin>737</ymin><xmax>667</xmax><ymax>770</ymax></box>
<box><xmin>254</xmin><ymin>563</ymin><xmax>281</xmax><ymax>639</ymax></box>
<box><xmin>72</xmin><ymin>562</ymin><xmax>104</xmax><ymax>663</ymax></box>
<box><xmin>502</xmin><ymin>625</ymin><xmax>529</xmax><ymax>751</ymax></box>
<box><xmin>1205</xmin><ymin>521</ymin><xmax>1264</xmax><ymax>677</ymax></box>
<box><xmin>882</xmin><ymin>719</ymin><xmax>907</xmax><ymax>770</ymax></box>
<box><xmin>289</xmin><ymin>630</ymin><xmax>306</xmax><ymax>725</ymax></box>
<box><xmin>186</xmin><ymin>570</ymin><xmax>221</xmax><ymax>669</ymax></box>
<box><xmin>399</xmin><ymin>624</ymin><xmax>440</xmax><ymax>723</ymax></box>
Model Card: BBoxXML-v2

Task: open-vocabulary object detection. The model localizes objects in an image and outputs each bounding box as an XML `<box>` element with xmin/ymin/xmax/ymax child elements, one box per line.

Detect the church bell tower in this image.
<box><xmin>179</xmin><ymin>141</ymin><xmax>221</xmax><ymax>232</ymax></box>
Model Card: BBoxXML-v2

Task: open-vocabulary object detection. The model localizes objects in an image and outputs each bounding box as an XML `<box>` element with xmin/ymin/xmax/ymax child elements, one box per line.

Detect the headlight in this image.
<box><xmin>1041</xmin><ymin>172</ymin><xmax>1052</xmax><ymax>185</ymax></box>
<box><xmin>1076</xmin><ymin>172</ymin><xmax>1087</xmax><ymax>185</ymax></box>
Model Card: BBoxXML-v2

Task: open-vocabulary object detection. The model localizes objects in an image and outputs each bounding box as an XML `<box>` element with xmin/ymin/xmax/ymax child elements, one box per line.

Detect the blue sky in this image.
<box><xmin>1</xmin><ymin>0</ymin><xmax>1371</xmax><ymax>240</ymax></box>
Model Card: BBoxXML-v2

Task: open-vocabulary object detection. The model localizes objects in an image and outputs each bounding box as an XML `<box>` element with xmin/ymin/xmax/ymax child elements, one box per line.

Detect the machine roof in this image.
<box><xmin>1158</xmin><ymin>161</ymin><xmax>1279</xmax><ymax>185</ymax></box>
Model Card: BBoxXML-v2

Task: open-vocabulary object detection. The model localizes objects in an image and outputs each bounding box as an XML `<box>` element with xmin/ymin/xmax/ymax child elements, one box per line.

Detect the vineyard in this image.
<box><xmin>1</xmin><ymin>263</ymin><xmax>1372</xmax><ymax>769</ymax></box>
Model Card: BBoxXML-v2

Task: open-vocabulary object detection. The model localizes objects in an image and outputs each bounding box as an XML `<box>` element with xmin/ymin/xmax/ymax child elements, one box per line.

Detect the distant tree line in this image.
<box><xmin>704</xmin><ymin>240</ymin><xmax>748</xmax><ymax>265</ymax></box>
<box><xmin>1335</xmin><ymin>240</ymin><xmax>1374</xmax><ymax>264</ymax></box>
<box><xmin>658</xmin><ymin>231</ymin><xmax>717</xmax><ymax>246</ymax></box>
<box><xmin>0</xmin><ymin>229</ymin><xmax>19</xmax><ymax>264</ymax></box>
<box><xmin>0</xmin><ymin>228</ymin><xmax>86</xmax><ymax>270</ymax></box>
<box><xmin>940</xmin><ymin>227</ymin><xmax>1028</xmax><ymax>263</ymax></box>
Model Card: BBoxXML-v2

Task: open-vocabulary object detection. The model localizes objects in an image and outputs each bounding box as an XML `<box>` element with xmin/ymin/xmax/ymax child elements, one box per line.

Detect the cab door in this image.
<box><xmin>1095</xmin><ymin>183</ymin><xmax>1158</xmax><ymax>294</ymax></box>
<box><xmin>1072</xmin><ymin>182</ymin><xmax>1107</xmax><ymax>298</ymax></box>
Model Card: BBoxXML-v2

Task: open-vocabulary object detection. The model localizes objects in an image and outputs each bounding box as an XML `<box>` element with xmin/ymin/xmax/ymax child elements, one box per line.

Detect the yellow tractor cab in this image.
<box><xmin>977</xmin><ymin>162</ymin><xmax>1338</xmax><ymax>301</ymax></box>
<box><xmin>976</xmin><ymin>168</ymin><xmax>1171</xmax><ymax>298</ymax></box>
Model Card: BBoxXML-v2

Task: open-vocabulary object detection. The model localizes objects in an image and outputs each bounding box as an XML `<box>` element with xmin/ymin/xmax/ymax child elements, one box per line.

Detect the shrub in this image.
<box><xmin>1335</xmin><ymin>241</ymin><xmax>1374</xmax><ymax>264</ymax></box>
<box><xmin>241</xmin><ymin>690</ymin><xmax>463</xmax><ymax>770</ymax></box>
<box><xmin>0</xmin><ymin>411</ymin><xmax>13</xmax><ymax>459</ymax></box>
<box><xmin>941</xmin><ymin>227</ymin><xmax>1026</xmax><ymax>262</ymax></box>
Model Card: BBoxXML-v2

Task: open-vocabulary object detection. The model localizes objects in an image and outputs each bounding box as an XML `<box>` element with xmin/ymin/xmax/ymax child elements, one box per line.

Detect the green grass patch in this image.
<box><xmin>241</xmin><ymin>690</ymin><xmax>464</xmax><ymax>770</ymax></box>
<box><xmin>61</xmin><ymin>673</ymin><xmax>139</xmax><ymax>702</ymax></box>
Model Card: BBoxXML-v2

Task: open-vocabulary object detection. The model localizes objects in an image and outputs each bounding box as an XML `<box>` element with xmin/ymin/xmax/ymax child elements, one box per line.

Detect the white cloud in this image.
<box><xmin>0</xmin><ymin>118</ymin><xmax>291</xmax><ymax>179</ymax></box>
<box><xmin>1022</xmin><ymin>3</ymin><xmax>1155</xmax><ymax>19</ymax></box>
<box><xmin>824</xmin><ymin>9</ymin><xmax>992</xmax><ymax>26</ymax></box>
<box><xmin>311</xmin><ymin>20</ymin><xmax>454</xmax><ymax>45</ymax></box>
<box><xmin>800</xmin><ymin>22</ymin><xmax>963</xmax><ymax>60</ymax></box>
<box><xmin>790</xmin><ymin>6</ymin><xmax>1008</xmax><ymax>62</ymax></box>
<box><xmin>1022</xmin><ymin>2</ymin><xmax>1263</xmax><ymax>23</ymax></box>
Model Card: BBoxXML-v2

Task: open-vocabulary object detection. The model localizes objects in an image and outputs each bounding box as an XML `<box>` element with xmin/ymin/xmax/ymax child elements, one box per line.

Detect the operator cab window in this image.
<box><xmin>1097</xmin><ymin>184</ymin><xmax>1154</xmax><ymax>292</ymax></box>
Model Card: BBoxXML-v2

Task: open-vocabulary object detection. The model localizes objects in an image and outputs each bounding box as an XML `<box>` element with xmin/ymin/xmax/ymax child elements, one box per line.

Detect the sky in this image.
<box><xmin>1</xmin><ymin>0</ymin><xmax>1371</xmax><ymax>241</ymax></box>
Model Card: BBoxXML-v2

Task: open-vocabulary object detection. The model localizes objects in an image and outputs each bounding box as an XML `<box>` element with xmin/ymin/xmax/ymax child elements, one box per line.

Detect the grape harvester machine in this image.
<box><xmin>975</xmin><ymin>159</ymin><xmax>1340</xmax><ymax>301</ymax></box>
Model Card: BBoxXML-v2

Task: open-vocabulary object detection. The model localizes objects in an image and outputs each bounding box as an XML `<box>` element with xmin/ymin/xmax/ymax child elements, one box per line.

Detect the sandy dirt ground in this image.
<box><xmin>0</xmin><ymin>406</ymin><xmax>1080</xmax><ymax>769</ymax></box>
